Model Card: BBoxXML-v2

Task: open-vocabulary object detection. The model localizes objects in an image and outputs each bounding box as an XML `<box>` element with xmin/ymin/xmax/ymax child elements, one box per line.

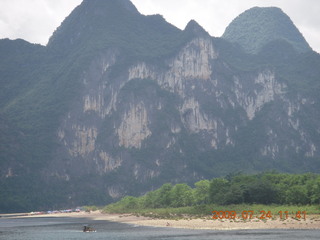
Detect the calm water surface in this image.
<box><xmin>0</xmin><ymin>217</ymin><xmax>319</xmax><ymax>240</ymax></box>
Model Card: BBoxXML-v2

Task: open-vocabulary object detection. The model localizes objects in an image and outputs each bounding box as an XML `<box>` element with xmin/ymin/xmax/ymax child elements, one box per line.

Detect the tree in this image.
<box><xmin>193</xmin><ymin>180</ymin><xmax>210</xmax><ymax>204</ymax></box>
<box><xmin>310</xmin><ymin>177</ymin><xmax>320</xmax><ymax>204</ymax></box>
<box><xmin>143</xmin><ymin>191</ymin><xmax>157</xmax><ymax>208</ymax></box>
<box><xmin>113</xmin><ymin>196</ymin><xmax>140</xmax><ymax>211</ymax></box>
<box><xmin>242</xmin><ymin>180</ymin><xmax>279</xmax><ymax>204</ymax></box>
<box><xmin>209</xmin><ymin>178</ymin><xmax>229</xmax><ymax>205</ymax></box>
<box><xmin>170</xmin><ymin>184</ymin><xmax>194</xmax><ymax>207</ymax></box>
<box><xmin>223</xmin><ymin>185</ymin><xmax>244</xmax><ymax>205</ymax></box>
<box><xmin>285</xmin><ymin>185</ymin><xmax>309</xmax><ymax>205</ymax></box>
<box><xmin>156</xmin><ymin>183</ymin><xmax>173</xmax><ymax>208</ymax></box>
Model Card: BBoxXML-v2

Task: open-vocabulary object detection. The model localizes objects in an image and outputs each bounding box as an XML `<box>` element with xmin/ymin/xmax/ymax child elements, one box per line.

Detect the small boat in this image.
<box><xmin>83</xmin><ymin>225</ymin><xmax>96</xmax><ymax>232</ymax></box>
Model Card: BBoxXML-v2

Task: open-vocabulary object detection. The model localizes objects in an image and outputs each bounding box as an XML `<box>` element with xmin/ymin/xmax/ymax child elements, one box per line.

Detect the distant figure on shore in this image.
<box><xmin>166</xmin><ymin>222</ymin><xmax>170</xmax><ymax>226</ymax></box>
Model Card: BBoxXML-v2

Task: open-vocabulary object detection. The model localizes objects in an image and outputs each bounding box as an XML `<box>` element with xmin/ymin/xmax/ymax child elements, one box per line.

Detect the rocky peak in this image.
<box><xmin>47</xmin><ymin>0</ymin><xmax>141</xmax><ymax>51</ymax></box>
<box><xmin>82</xmin><ymin>0</ymin><xmax>139</xmax><ymax>14</ymax></box>
<box><xmin>184</xmin><ymin>20</ymin><xmax>209</xmax><ymax>37</ymax></box>
<box><xmin>222</xmin><ymin>7</ymin><xmax>311</xmax><ymax>54</ymax></box>
<box><xmin>118</xmin><ymin>0</ymin><xmax>139</xmax><ymax>13</ymax></box>
<box><xmin>47</xmin><ymin>0</ymin><xmax>183</xmax><ymax>59</ymax></box>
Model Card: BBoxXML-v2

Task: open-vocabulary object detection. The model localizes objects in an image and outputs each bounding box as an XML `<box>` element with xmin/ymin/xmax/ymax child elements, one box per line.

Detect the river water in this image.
<box><xmin>0</xmin><ymin>216</ymin><xmax>319</xmax><ymax>240</ymax></box>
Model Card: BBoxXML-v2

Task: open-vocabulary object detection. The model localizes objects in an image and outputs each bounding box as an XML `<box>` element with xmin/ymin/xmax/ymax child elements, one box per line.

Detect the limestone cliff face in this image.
<box><xmin>129</xmin><ymin>37</ymin><xmax>217</xmax><ymax>97</ymax></box>
<box><xmin>51</xmin><ymin>33</ymin><xmax>319</xmax><ymax>201</ymax></box>
<box><xmin>233</xmin><ymin>71</ymin><xmax>286</xmax><ymax>120</ymax></box>
<box><xmin>117</xmin><ymin>102</ymin><xmax>151</xmax><ymax>148</ymax></box>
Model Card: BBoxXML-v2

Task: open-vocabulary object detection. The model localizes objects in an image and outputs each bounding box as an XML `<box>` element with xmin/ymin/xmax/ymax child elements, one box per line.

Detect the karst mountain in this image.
<box><xmin>1</xmin><ymin>0</ymin><xmax>319</xmax><ymax>212</ymax></box>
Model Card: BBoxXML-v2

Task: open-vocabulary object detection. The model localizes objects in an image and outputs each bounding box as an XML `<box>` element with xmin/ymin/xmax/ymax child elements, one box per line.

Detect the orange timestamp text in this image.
<box><xmin>212</xmin><ymin>210</ymin><xmax>307</xmax><ymax>220</ymax></box>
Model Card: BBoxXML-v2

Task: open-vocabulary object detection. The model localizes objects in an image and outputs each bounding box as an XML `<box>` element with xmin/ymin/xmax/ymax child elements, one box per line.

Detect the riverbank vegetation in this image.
<box><xmin>103</xmin><ymin>172</ymin><xmax>320</xmax><ymax>218</ymax></box>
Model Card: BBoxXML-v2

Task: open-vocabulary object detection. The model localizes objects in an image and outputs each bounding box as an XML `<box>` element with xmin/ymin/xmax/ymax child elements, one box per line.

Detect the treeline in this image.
<box><xmin>104</xmin><ymin>172</ymin><xmax>320</xmax><ymax>212</ymax></box>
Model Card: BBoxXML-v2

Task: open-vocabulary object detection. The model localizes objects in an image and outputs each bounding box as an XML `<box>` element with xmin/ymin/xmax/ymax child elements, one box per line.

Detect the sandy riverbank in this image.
<box><xmin>3</xmin><ymin>211</ymin><xmax>320</xmax><ymax>230</ymax></box>
<box><xmin>89</xmin><ymin>212</ymin><xmax>320</xmax><ymax>230</ymax></box>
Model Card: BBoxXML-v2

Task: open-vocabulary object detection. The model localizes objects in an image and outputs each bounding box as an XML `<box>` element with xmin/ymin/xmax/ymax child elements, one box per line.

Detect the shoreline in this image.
<box><xmin>2</xmin><ymin>211</ymin><xmax>320</xmax><ymax>230</ymax></box>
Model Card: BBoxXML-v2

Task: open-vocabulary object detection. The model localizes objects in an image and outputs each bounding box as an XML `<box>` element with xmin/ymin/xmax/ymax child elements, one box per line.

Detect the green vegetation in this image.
<box><xmin>103</xmin><ymin>173</ymin><xmax>320</xmax><ymax>218</ymax></box>
<box><xmin>222</xmin><ymin>7</ymin><xmax>311</xmax><ymax>54</ymax></box>
<box><xmin>104</xmin><ymin>204</ymin><xmax>320</xmax><ymax>220</ymax></box>
<box><xmin>83</xmin><ymin>205</ymin><xmax>99</xmax><ymax>212</ymax></box>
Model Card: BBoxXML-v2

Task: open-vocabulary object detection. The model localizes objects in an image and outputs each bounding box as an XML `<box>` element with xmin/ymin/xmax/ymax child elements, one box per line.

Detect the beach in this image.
<box><xmin>87</xmin><ymin>211</ymin><xmax>320</xmax><ymax>230</ymax></box>
<box><xmin>4</xmin><ymin>211</ymin><xmax>320</xmax><ymax>230</ymax></box>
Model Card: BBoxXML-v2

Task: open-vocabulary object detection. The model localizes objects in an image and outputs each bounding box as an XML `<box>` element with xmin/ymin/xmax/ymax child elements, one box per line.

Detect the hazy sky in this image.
<box><xmin>0</xmin><ymin>0</ymin><xmax>319</xmax><ymax>53</ymax></box>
